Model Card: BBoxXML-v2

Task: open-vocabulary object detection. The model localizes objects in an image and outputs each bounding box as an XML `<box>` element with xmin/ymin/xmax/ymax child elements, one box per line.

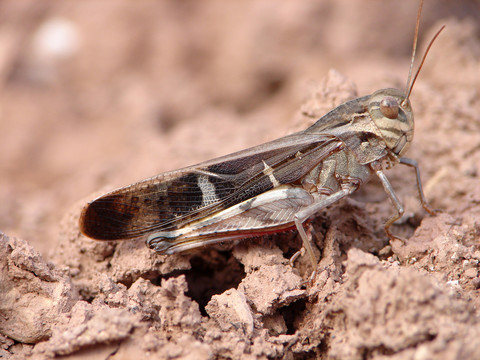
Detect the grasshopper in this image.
<box><xmin>79</xmin><ymin>1</ymin><xmax>441</xmax><ymax>272</ymax></box>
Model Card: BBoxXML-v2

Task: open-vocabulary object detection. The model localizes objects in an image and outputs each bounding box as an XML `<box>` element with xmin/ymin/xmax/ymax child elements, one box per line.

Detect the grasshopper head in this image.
<box><xmin>368</xmin><ymin>88</ymin><xmax>414</xmax><ymax>157</ymax></box>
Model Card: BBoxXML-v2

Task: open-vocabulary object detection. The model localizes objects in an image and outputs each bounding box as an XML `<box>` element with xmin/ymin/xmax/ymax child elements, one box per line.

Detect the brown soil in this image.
<box><xmin>1</xmin><ymin>1</ymin><xmax>480</xmax><ymax>359</ymax></box>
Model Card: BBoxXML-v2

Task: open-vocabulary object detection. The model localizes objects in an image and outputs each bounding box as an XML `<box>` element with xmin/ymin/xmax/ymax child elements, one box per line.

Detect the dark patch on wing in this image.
<box><xmin>166</xmin><ymin>173</ymin><xmax>203</xmax><ymax>215</ymax></box>
<box><xmin>80</xmin><ymin>193</ymin><xmax>139</xmax><ymax>240</ymax></box>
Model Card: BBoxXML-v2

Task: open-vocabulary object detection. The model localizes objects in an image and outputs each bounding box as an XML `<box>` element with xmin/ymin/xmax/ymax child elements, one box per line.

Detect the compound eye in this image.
<box><xmin>380</xmin><ymin>96</ymin><xmax>399</xmax><ymax>119</ymax></box>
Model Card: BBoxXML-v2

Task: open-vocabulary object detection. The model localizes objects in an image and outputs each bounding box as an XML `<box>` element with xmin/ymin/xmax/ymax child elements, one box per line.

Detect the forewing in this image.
<box><xmin>79</xmin><ymin>133</ymin><xmax>343</xmax><ymax>240</ymax></box>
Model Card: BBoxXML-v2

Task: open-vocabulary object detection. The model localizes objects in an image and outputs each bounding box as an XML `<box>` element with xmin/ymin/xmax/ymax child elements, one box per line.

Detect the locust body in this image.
<box><xmin>79</xmin><ymin>1</ymin><xmax>440</xmax><ymax>272</ymax></box>
<box><xmin>79</xmin><ymin>88</ymin><xmax>432</xmax><ymax>265</ymax></box>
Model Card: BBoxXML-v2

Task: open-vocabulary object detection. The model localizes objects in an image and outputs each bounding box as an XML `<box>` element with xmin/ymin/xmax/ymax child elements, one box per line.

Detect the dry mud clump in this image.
<box><xmin>1</xmin><ymin>1</ymin><xmax>480</xmax><ymax>359</ymax></box>
<box><xmin>3</xmin><ymin>63</ymin><xmax>480</xmax><ymax>358</ymax></box>
<box><xmin>2</xmin><ymin>207</ymin><xmax>480</xmax><ymax>359</ymax></box>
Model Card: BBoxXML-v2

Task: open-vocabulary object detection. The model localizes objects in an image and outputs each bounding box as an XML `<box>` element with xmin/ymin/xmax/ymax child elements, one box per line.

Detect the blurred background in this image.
<box><xmin>0</xmin><ymin>0</ymin><xmax>478</xmax><ymax>255</ymax></box>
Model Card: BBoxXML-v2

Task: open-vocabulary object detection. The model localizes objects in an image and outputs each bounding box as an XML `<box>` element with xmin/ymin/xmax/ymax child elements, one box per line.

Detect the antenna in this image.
<box><xmin>405</xmin><ymin>25</ymin><xmax>445</xmax><ymax>103</ymax></box>
<box><xmin>404</xmin><ymin>0</ymin><xmax>423</xmax><ymax>102</ymax></box>
<box><xmin>403</xmin><ymin>0</ymin><xmax>445</xmax><ymax>106</ymax></box>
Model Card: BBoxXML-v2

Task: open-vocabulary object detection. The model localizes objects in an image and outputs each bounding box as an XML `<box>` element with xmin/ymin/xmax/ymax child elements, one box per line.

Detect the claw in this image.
<box><xmin>423</xmin><ymin>204</ymin><xmax>442</xmax><ymax>216</ymax></box>
<box><xmin>389</xmin><ymin>235</ymin><xmax>407</xmax><ymax>245</ymax></box>
<box><xmin>299</xmin><ymin>269</ymin><xmax>317</xmax><ymax>288</ymax></box>
<box><xmin>289</xmin><ymin>247</ymin><xmax>306</xmax><ymax>267</ymax></box>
